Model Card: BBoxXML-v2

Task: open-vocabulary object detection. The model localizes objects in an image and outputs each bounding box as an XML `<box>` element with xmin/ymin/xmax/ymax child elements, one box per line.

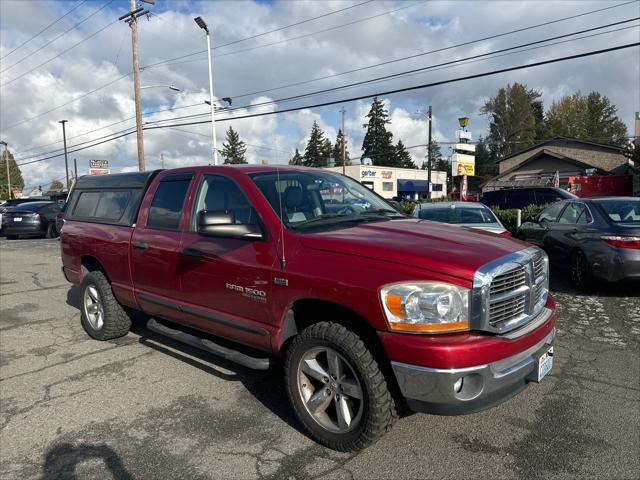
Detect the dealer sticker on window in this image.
<box><xmin>537</xmin><ymin>346</ymin><xmax>554</xmax><ymax>382</ymax></box>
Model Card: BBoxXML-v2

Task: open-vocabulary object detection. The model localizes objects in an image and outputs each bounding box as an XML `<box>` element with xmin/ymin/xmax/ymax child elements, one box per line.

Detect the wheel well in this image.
<box><xmin>80</xmin><ymin>256</ymin><xmax>107</xmax><ymax>281</ymax></box>
<box><xmin>282</xmin><ymin>298</ymin><xmax>405</xmax><ymax>411</ymax></box>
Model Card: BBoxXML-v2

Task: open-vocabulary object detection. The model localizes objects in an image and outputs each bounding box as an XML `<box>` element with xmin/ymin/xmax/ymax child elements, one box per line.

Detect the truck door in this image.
<box><xmin>178</xmin><ymin>173</ymin><xmax>277</xmax><ymax>349</ymax></box>
<box><xmin>131</xmin><ymin>172</ymin><xmax>195</xmax><ymax>321</ymax></box>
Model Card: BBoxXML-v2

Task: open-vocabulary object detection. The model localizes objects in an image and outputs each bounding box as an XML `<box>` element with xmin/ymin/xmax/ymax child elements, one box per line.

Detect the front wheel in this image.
<box><xmin>80</xmin><ymin>271</ymin><xmax>132</xmax><ymax>340</ymax></box>
<box><xmin>285</xmin><ymin>322</ymin><xmax>397</xmax><ymax>451</ymax></box>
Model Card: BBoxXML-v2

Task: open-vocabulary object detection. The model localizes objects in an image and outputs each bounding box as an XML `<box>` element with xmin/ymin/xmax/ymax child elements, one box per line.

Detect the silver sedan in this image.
<box><xmin>413</xmin><ymin>201</ymin><xmax>510</xmax><ymax>236</ymax></box>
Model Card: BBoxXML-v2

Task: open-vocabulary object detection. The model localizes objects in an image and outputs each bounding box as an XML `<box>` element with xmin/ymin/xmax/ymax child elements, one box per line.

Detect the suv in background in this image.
<box><xmin>480</xmin><ymin>187</ymin><xmax>576</xmax><ymax>209</ymax></box>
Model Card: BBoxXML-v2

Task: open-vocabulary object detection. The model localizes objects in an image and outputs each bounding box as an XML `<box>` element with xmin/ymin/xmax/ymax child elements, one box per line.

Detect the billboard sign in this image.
<box><xmin>89</xmin><ymin>159</ymin><xmax>110</xmax><ymax>175</ymax></box>
<box><xmin>451</xmin><ymin>153</ymin><xmax>475</xmax><ymax>176</ymax></box>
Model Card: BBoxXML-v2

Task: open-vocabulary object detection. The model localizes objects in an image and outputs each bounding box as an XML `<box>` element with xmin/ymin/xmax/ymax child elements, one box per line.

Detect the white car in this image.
<box><xmin>413</xmin><ymin>201</ymin><xmax>511</xmax><ymax>236</ymax></box>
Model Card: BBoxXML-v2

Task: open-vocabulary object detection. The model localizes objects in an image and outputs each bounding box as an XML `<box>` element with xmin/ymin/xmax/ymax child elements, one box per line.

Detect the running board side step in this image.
<box><xmin>146</xmin><ymin>318</ymin><xmax>271</xmax><ymax>370</ymax></box>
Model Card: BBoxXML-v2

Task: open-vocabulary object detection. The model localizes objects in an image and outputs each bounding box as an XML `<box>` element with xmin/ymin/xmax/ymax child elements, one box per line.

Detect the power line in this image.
<box><xmin>5</xmin><ymin>1</ymin><xmax>633</xmax><ymax>134</ymax></box>
<box><xmin>1</xmin><ymin>18</ymin><xmax>119</xmax><ymax>88</ymax></box>
<box><xmin>0</xmin><ymin>0</ymin><xmax>88</xmax><ymax>61</ymax></box>
<box><xmin>139</xmin><ymin>0</ymin><xmax>427</xmax><ymax>71</ymax></box>
<box><xmin>225</xmin><ymin>0</ymin><xmax>640</xmax><ymax>101</ymax></box>
<box><xmin>15</xmin><ymin>42</ymin><xmax>639</xmax><ymax>167</ymax></box>
<box><xmin>1</xmin><ymin>0</ymin><xmax>116</xmax><ymax>74</ymax></box>
<box><xmin>144</xmin><ymin>24</ymin><xmax>640</xmax><ymax>127</ymax></box>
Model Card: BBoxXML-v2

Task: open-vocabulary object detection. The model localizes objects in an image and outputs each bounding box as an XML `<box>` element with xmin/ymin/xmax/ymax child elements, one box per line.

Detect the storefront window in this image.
<box><xmin>382</xmin><ymin>182</ymin><xmax>393</xmax><ymax>191</ymax></box>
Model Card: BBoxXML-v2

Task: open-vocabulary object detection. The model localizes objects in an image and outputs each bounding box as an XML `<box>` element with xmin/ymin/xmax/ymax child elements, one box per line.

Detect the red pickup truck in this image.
<box><xmin>61</xmin><ymin>165</ymin><xmax>556</xmax><ymax>451</ymax></box>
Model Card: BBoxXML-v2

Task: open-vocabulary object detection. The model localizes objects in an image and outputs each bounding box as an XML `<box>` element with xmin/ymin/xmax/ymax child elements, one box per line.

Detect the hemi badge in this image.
<box><xmin>274</xmin><ymin>278</ymin><xmax>288</xmax><ymax>286</ymax></box>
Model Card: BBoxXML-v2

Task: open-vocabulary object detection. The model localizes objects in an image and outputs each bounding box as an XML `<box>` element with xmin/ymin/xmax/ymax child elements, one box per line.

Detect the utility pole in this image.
<box><xmin>427</xmin><ymin>105</ymin><xmax>432</xmax><ymax>200</ymax></box>
<box><xmin>59</xmin><ymin>120</ymin><xmax>69</xmax><ymax>189</ymax></box>
<box><xmin>195</xmin><ymin>17</ymin><xmax>218</xmax><ymax>165</ymax></box>
<box><xmin>119</xmin><ymin>1</ymin><xmax>151</xmax><ymax>172</ymax></box>
<box><xmin>340</xmin><ymin>107</ymin><xmax>346</xmax><ymax>175</ymax></box>
<box><xmin>0</xmin><ymin>141</ymin><xmax>9</xmax><ymax>199</ymax></box>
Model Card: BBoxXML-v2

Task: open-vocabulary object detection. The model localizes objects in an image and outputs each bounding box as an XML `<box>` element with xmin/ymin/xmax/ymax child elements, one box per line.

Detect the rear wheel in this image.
<box><xmin>80</xmin><ymin>271</ymin><xmax>132</xmax><ymax>340</ymax></box>
<box><xmin>285</xmin><ymin>322</ymin><xmax>397</xmax><ymax>452</ymax></box>
<box><xmin>570</xmin><ymin>250</ymin><xmax>592</xmax><ymax>290</ymax></box>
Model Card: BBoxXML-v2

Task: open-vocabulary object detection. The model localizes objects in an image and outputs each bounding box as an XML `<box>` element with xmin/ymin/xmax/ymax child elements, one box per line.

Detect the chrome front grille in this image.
<box><xmin>472</xmin><ymin>247</ymin><xmax>549</xmax><ymax>334</ymax></box>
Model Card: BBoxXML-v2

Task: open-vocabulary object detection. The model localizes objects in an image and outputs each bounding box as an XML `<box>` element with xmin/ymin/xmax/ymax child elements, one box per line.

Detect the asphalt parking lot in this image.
<box><xmin>1</xmin><ymin>238</ymin><xmax>639</xmax><ymax>480</ymax></box>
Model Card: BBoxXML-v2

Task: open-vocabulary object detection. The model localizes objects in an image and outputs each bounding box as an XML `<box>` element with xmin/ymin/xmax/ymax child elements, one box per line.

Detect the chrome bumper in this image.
<box><xmin>391</xmin><ymin>327</ymin><xmax>556</xmax><ymax>415</ymax></box>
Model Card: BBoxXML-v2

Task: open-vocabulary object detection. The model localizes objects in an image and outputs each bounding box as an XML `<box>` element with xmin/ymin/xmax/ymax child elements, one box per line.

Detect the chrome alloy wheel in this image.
<box><xmin>297</xmin><ymin>347</ymin><xmax>364</xmax><ymax>433</ymax></box>
<box><xmin>83</xmin><ymin>284</ymin><xmax>104</xmax><ymax>330</ymax></box>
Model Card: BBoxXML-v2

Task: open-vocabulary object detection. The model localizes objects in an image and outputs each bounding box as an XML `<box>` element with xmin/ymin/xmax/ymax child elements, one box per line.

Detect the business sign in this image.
<box><xmin>89</xmin><ymin>159</ymin><xmax>110</xmax><ymax>175</ymax></box>
<box><xmin>361</xmin><ymin>169</ymin><xmax>377</xmax><ymax>178</ymax></box>
<box><xmin>381</xmin><ymin>170</ymin><xmax>393</xmax><ymax>179</ymax></box>
<box><xmin>452</xmin><ymin>153</ymin><xmax>475</xmax><ymax>176</ymax></box>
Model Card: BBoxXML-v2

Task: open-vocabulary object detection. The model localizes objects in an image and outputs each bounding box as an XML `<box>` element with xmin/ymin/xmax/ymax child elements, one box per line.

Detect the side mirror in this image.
<box><xmin>197</xmin><ymin>210</ymin><xmax>263</xmax><ymax>240</ymax></box>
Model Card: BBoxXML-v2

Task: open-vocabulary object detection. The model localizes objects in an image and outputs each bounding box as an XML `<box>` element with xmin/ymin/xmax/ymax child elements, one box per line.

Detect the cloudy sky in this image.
<box><xmin>0</xmin><ymin>0</ymin><xmax>638</xmax><ymax>192</ymax></box>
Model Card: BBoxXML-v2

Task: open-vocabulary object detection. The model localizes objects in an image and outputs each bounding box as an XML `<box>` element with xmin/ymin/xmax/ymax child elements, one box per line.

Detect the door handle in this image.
<box><xmin>133</xmin><ymin>241</ymin><xmax>148</xmax><ymax>250</ymax></box>
<box><xmin>181</xmin><ymin>247</ymin><xmax>203</xmax><ymax>258</ymax></box>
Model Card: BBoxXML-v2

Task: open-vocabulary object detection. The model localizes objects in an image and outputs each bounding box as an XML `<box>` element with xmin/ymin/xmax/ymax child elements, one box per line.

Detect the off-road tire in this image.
<box><xmin>285</xmin><ymin>322</ymin><xmax>398</xmax><ymax>452</ymax></box>
<box><xmin>80</xmin><ymin>271</ymin><xmax>132</xmax><ymax>340</ymax></box>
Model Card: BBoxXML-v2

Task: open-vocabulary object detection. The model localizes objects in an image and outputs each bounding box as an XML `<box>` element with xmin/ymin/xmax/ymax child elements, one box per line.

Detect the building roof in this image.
<box><xmin>495</xmin><ymin>136</ymin><xmax>623</xmax><ymax>164</ymax></box>
<box><xmin>492</xmin><ymin>149</ymin><xmax>605</xmax><ymax>181</ymax></box>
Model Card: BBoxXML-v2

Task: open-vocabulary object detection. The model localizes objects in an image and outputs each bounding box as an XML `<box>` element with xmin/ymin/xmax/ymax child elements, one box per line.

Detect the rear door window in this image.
<box><xmin>535</xmin><ymin>189</ymin><xmax>563</xmax><ymax>205</ymax></box>
<box><xmin>147</xmin><ymin>175</ymin><xmax>193</xmax><ymax>230</ymax></box>
<box><xmin>507</xmin><ymin>190</ymin><xmax>532</xmax><ymax>209</ymax></box>
<box><xmin>539</xmin><ymin>202</ymin><xmax>566</xmax><ymax>222</ymax></box>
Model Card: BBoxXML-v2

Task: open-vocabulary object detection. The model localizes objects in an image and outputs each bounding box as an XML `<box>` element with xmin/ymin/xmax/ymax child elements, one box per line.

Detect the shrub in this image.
<box><xmin>491</xmin><ymin>204</ymin><xmax>549</xmax><ymax>234</ymax></box>
<box><xmin>399</xmin><ymin>200</ymin><xmax>416</xmax><ymax>215</ymax></box>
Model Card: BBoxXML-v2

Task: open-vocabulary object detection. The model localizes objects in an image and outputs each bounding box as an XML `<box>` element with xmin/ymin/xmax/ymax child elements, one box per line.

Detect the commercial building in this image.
<box><xmin>483</xmin><ymin>136</ymin><xmax>633</xmax><ymax>191</ymax></box>
<box><xmin>326</xmin><ymin>165</ymin><xmax>447</xmax><ymax>199</ymax></box>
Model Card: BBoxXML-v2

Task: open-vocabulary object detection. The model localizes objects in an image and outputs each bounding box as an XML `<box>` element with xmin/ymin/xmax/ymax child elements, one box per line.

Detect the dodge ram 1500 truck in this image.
<box><xmin>60</xmin><ymin>165</ymin><xmax>556</xmax><ymax>451</ymax></box>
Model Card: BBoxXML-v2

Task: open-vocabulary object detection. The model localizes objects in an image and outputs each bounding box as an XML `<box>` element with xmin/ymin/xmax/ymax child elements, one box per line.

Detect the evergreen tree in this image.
<box><xmin>361</xmin><ymin>97</ymin><xmax>396</xmax><ymax>166</ymax></box>
<box><xmin>531</xmin><ymin>100</ymin><xmax>545</xmax><ymax>141</ymax></box>
<box><xmin>545</xmin><ymin>91</ymin><xmax>628</xmax><ymax>146</ymax></box>
<box><xmin>480</xmin><ymin>83</ymin><xmax>542</xmax><ymax>160</ymax></box>
<box><xmin>474</xmin><ymin>136</ymin><xmax>497</xmax><ymax>180</ymax></box>
<box><xmin>331</xmin><ymin>129</ymin><xmax>350</xmax><ymax>166</ymax></box>
<box><xmin>289</xmin><ymin>148</ymin><xmax>304</xmax><ymax>166</ymax></box>
<box><xmin>0</xmin><ymin>149</ymin><xmax>24</xmax><ymax>199</ymax></box>
<box><xmin>303</xmin><ymin>121</ymin><xmax>327</xmax><ymax>167</ymax></box>
<box><xmin>395</xmin><ymin>140</ymin><xmax>415</xmax><ymax>168</ymax></box>
<box><xmin>322</xmin><ymin>138</ymin><xmax>333</xmax><ymax>166</ymax></box>
<box><xmin>219</xmin><ymin>126</ymin><xmax>247</xmax><ymax>164</ymax></box>
<box><xmin>422</xmin><ymin>140</ymin><xmax>443</xmax><ymax>171</ymax></box>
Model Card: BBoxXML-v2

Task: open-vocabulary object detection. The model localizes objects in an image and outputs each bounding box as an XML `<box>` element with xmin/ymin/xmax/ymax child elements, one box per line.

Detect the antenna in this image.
<box><xmin>276</xmin><ymin>166</ymin><xmax>286</xmax><ymax>269</ymax></box>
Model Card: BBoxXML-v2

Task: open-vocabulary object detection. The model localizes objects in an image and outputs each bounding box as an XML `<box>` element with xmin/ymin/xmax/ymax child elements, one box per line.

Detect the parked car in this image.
<box><xmin>480</xmin><ymin>187</ymin><xmax>576</xmax><ymax>209</ymax></box>
<box><xmin>516</xmin><ymin>197</ymin><xmax>640</xmax><ymax>288</ymax></box>
<box><xmin>55</xmin><ymin>204</ymin><xmax>67</xmax><ymax>236</ymax></box>
<box><xmin>2</xmin><ymin>201</ymin><xmax>62</xmax><ymax>239</ymax></box>
<box><xmin>414</xmin><ymin>201</ymin><xmax>510</xmax><ymax>236</ymax></box>
<box><xmin>61</xmin><ymin>166</ymin><xmax>556</xmax><ymax>451</ymax></box>
<box><xmin>1</xmin><ymin>197</ymin><xmax>51</xmax><ymax>235</ymax></box>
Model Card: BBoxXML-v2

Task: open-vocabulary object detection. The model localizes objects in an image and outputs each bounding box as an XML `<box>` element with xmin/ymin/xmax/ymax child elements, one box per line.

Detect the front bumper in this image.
<box><xmin>392</xmin><ymin>327</ymin><xmax>556</xmax><ymax>415</ymax></box>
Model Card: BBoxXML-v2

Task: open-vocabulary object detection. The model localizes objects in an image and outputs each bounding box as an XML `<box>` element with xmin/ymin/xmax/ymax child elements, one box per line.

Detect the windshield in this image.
<box><xmin>250</xmin><ymin>170</ymin><xmax>403</xmax><ymax>230</ymax></box>
<box><xmin>595</xmin><ymin>198</ymin><xmax>640</xmax><ymax>223</ymax></box>
<box><xmin>418</xmin><ymin>205</ymin><xmax>498</xmax><ymax>224</ymax></box>
<box><xmin>9</xmin><ymin>202</ymin><xmax>52</xmax><ymax>212</ymax></box>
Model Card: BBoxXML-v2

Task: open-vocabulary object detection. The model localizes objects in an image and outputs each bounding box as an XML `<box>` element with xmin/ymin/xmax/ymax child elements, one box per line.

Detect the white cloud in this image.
<box><xmin>0</xmin><ymin>0</ymin><xmax>637</xmax><ymax>190</ymax></box>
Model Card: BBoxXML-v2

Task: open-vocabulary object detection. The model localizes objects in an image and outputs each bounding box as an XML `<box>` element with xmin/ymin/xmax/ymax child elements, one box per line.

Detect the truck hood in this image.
<box><xmin>298</xmin><ymin>218</ymin><xmax>529</xmax><ymax>281</ymax></box>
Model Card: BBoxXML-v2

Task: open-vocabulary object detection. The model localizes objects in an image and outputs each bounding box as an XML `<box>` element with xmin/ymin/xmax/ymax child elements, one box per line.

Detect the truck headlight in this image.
<box><xmin>380</xmin><ymin>282</ymin><xmax>470</xmax><ymax>333</ymax></box>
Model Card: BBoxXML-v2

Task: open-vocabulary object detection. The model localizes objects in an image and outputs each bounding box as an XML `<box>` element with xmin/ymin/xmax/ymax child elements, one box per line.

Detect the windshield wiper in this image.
<box><xmin>290</xmin><ymin>213</ymin><xmax>353</xmax><ymax>228</ymax></box>
<box><xmin>359</xmin><ymin>209</ymin><xmax>405</xmax><ymax>217</ymax></box>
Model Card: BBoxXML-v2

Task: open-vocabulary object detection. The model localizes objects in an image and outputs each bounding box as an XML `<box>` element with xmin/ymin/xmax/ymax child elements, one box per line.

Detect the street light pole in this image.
<box><xmin>0</xmin><ymin>141</ymin><xmax>10</xmax><ymax>199</ymax></box>
<box><xmin>59</xmin><ymin>120</ymin><xmax>70</xmax><ymax>189</ymax></box>
<box><xmin>195</xmin><ymin>16</ymin><xmax>218</xmax><ymax>165</ymax></box>
<box><xmin>427</xmin><ymin>105</ymin><xmax>432</xmax><ymax>200</ymax></box>
<box><xmin>340</xmin><ymin>107</ymin><xmax>346</xmax><ymax>175</ymax></box>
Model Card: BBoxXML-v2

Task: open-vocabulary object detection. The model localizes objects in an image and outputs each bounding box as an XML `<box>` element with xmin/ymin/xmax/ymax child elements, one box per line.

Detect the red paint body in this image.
<box><xmin>61</xmin><ymin>165</ymin><xmax>556</xmax><ymax>368</ymax></box>
<box><xmin>566</xmin><ymin>174</ymin><xmax>633</xmax><ymax>197</ymax></box>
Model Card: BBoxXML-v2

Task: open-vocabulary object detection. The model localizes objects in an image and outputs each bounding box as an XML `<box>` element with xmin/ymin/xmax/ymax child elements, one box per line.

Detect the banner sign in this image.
<box><xmin>89</xmin><ymin>159</ymin><xmax>110</xmax><ymax>175</ymax></box>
